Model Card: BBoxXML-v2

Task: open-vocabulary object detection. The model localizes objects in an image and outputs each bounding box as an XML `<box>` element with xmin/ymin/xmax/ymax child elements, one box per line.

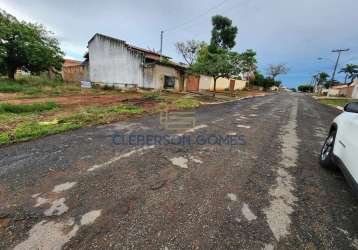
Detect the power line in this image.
<box><xmin>163</xmin><ymin>0</ymin><xmax>230</xmax><ymax>32</ymax></box>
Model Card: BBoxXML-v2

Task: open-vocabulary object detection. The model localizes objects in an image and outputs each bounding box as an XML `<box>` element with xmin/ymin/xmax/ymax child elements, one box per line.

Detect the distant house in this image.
<box><xmin>61</xmin><ymin>59</ymin><xmax>88</xmax><ymax>82</ymax></box>
<box><xmin>327</xmin><ymin>84</ymin><xmax>357</xmax><ymax>97</ymax></box>
<box><xmin>86</xmin><ymin>33</ymin><xmax>186</xmax><ymax>90</ymax></box>
<box><xmin>270</xmin><ymin>86</ymin><xmax>279</xmax><ymax>91</ymax></box>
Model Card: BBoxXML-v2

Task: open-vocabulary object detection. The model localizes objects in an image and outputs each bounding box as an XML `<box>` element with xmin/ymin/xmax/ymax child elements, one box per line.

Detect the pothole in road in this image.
<box><xmin>52</xmin><ymin>182</ymin><xmax>77</xmax><ymax>193</ymax></box>
<box><xmin>170</xmin><ymin>155</ymin><xmax>203</xmax><ymax>169</ymax></box>
<box><xmin>241</xmin><ymin>203</ymin><xmax>257</xmax><ymax>222</ymax></box>
<box><xmin>227</xmin><ymin>193</ymin><xmax>237</xmax><ymax>202</ymax></box>
<box><xmin>44</xmin><ymin>198</ymin><xmax>69</xmax><ymax>216</ymax></box>
<box><xmin>13</xmin><ymin>209</ymin><xmax>102</xmax><ymax>250</ymax></box>
<box><xmin>170</xmin><ymin>157</ymin><xmax>188</xmax><ymax>169</ymax></box>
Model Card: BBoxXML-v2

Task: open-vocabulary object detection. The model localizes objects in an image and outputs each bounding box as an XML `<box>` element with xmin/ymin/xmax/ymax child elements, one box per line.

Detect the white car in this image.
<box><xmin>320</xmin><ymin>102</ymin><xmax>358</xmax><ymax>195</ymax></box>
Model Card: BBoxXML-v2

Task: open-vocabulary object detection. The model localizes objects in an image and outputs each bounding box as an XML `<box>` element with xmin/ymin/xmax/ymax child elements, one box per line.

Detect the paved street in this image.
<box><xmin>1</xmin><ymin>93</ymin><xmax>357</xmax><ymax>249</ymax></box>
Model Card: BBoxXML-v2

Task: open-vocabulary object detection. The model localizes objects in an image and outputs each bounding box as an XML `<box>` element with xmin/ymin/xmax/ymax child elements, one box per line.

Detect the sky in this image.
<box><xmin>1</xmin><ymin>0</ymin><xmax>358</xmax><ymax>88</ymax></box>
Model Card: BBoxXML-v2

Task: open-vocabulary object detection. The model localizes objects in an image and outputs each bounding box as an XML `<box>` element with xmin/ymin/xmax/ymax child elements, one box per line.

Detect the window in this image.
<box><xmin>164</xmin><ymin>75</ymin><xmax>175</xmax><ymax>89</ymax></box>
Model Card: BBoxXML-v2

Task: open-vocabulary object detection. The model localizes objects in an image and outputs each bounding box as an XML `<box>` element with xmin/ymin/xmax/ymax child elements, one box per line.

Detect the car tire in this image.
<box><xmin>319</xmin><ymin>129</ymin><xmax>337</xmax><ymax>169</ymax></box>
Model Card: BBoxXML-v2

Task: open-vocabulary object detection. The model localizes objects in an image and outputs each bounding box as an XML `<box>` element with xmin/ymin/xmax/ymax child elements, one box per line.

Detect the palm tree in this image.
<box><xmin>317</xmin><ymin>72</ymin><xmax>329</xmax><ymax>85</ymax></box>
<box><xmin>339</xmin><ymin>64</ymin><xmax>358</xmax><ymax>84</ymax></box>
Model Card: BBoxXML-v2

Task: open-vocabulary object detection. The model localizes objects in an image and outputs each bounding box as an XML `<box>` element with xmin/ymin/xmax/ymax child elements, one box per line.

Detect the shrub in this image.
<box><xmin>102</xmin><ymin>85</ymin><xmax>115</xmax><ymax>90</ymax></box>
<box><xmin>0</xmin><ymin>102</ymin><xmax>59</xmax><ymax>113</ymax></box>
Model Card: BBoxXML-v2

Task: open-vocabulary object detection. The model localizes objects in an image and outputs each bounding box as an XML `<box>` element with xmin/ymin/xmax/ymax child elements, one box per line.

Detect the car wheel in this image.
<box><xmin>319</xmin><ymin>129</ymin><xmax>337</xmax><ymax>169</ymax></box>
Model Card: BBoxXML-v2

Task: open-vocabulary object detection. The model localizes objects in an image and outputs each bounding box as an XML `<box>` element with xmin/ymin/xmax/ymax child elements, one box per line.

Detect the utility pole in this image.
<box><xmin>331</xmin><ymin>48</ymin><xmax>349</xmax><ymax>83</ymax></box>
<box><xmin>160</xmin><ymin>31</ymin><xmax>164</xmax><ymax>57</ymax></box>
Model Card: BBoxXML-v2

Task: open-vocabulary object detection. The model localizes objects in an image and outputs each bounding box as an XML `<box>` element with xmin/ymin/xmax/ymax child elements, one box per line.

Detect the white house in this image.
<box><xmin>86</xmin><ymin>33</ymin><xmax>186</xmax><ymax>90</ymax></box>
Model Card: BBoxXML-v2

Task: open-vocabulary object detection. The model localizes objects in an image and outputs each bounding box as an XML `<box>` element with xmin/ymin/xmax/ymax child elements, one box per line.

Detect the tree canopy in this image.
<box><xmin>297</xmin><ymin>84</ymin><xmax>314</xmax><ymax>92</ymax></box>
<box><xmin>313</xmin><ymin>72</ymin><xmax>330</xmax><ymax>88</ymax></box>
<box><xmin>238</xmin><ymin>49</ymin><xmax>257</xmax><ymax>79</ymax></box>
<box><xmin>189</xmin><ymin>15</ymin><xmax>256</xmax><ymax>96</ymax></box>
<box><xmin>267</xmin><ymin>64</ymin><xmax>289</xmax><ymax>80</ymax></box>
<box><xmin>175</xmin><ymin>40</ymin><xmax>206</xmax><ymax>66</ymax></box>
<box><xmin>0</xmin><ymin>9</ymin><xmax>64</xmax><ymax>79</ymax></box>
<box><xmin>249</xmin><ymin>72</ymin><xmax>281</xmax><ymax>90</ymax></box>
<box><xmin>339</xmin><ymin>64</ymin><xmax>358</xmax><ymax>84</ymax></box>
<box><xmin>210</xmin><ymin>15</ymin><xmax>238</xmax><ymax>50</ymax></box>
<box><xmin>191</xmin><ymin>46</ymin><xmax>241</xmax><ymax>81</ymax></box>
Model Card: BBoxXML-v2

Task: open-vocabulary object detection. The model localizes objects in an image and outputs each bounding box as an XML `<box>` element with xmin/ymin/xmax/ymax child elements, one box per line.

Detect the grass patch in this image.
<box><xmin>0</xmin><ymin>82</ymin><xmax>24</xmax><ymax>93</ymax></box>
<box><xmin>0</xmin><ymin>102</ymin><xmax>59</xmax><ymax>113</ymax></box>
<box><xmin>143</xmin><ymin>92</ymin><xmax>163</xmax><ymax>100</ymax></box>
<box><xmin>174</xmin><ymin>98</ymin><xmax>200</xmax><ymax>109</ymax></box>
<box><xmin>0</xmin><ymin>121</ymin><xmax>81</xmax><ymax>144</ymax></box>
<box><xmin>15</xmin><ymin>76</ymin><xmax>64</xmax><ymax>87</ymax></box>
<box><xmin>110</xmin><ymin>105</ymin><xmax>144</xmax><ymax>114</ymax></box>
<box><xmin>22</xmin><ymin>87</ymin><xmax>44</xmax><ymax>95</ymax></box>
<box><xmin>318</xmin><ymin>98</ymin><xmax>357</xmax><ymax>108</ymax></box>
<box><xmin>0</xmin><ymin>104</ymin><xmax>145</xmax><ymax>144</ymax></box>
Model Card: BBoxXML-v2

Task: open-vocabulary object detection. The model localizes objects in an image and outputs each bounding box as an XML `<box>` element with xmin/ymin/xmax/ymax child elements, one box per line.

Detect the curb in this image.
<box><xmin>199</xmin><ymin>95</ymin><xmax>266</xmax><ymax>105</ymax></box>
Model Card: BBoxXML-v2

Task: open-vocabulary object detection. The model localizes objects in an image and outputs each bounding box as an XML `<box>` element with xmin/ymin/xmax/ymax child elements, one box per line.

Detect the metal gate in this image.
<box><xmin>229</xmin><ymin>79</ymin><xmax>236</xmax><ymax>92</ymax></box>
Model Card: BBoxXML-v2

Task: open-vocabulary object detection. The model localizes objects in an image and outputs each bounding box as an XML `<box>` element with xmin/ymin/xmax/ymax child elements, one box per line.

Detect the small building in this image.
<box><xmin>62</xmin><ymin>59</ymin><xmax>88</xmax><ymax>82</ymax></box>
<box><xmin>270</xmin><ymin>86</ymin><xmax>279</xmax><ymax>91</ymax></box>
<box><xmin>328</xmin><ymin>84</ymin><xmax>351</xmax><ymax>97</ymax></box>
<box><xmin>86</xmin><ymin>33</ymin><xmax>186</xmax><ymax>90</ymax></box>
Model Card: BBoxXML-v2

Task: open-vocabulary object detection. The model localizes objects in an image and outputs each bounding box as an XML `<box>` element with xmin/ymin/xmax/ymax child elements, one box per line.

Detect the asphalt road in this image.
<box><xmin>1</xmin><ymin>93</ymin><xmax>357</xmax><ymax>250</ymax></box>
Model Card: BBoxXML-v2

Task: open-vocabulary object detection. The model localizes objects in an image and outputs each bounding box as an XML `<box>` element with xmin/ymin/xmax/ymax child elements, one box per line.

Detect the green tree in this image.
<box><xmin>249</xmin><ymin>72</ymin><xmax>280</xmax><ymax>90</ymax></box>
<box><xmin>239</xmin><ymin>49</ymin><xmax>257</xmax><ymax>79</ymax></box>
<box><xmin>314</xmin><ymin>72</ymin><xmax>330</xmax><ymax>88</ymax></box>
<box><xmin>0</xmin><ymin>9</ymin><xmax>64</xmax><ymax>79</ymax></box>
<box><xmin>298</xmin><ymin>84</ymin><xmax>314</xmax><ymax>92</ymax></box>
<box><xmin>191</xmin><ymin>46</ymin><xmax>241</xmax><ymax>96</ymax></box>
<box><xmin>339</xmin><ymin>64</ymin><xmax>358</xmax><ymax>84</ymax></box>
<box><xmin>210</xmin><ymin>15</ymin><xmax>238</xmax><ymax>50</ymax></box>
<box><xmin>190</xmin><ymin>16</ymin><xmax>240</xmax><ymax>97</ymax></box>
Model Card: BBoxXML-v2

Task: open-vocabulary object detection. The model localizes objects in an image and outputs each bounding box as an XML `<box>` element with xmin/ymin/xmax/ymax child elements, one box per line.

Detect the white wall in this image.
<box><xmin>89</xmin><ymin>35</ymin><xmax>144</xmax><ymax>87</ymax></box>
<box><xmin>327</xmin><ymin>88</ymin><xmax>340</xmax><ymax>97</ymax></box>
<box><xmin>352</xmin><ymin>80</ymin><xmax>358</xmax><ymax>99</ymax></box>
<box><xmin>199</xmin><ymin>76</ymin><xmax>247</xmax><ymax>91</ymax></box>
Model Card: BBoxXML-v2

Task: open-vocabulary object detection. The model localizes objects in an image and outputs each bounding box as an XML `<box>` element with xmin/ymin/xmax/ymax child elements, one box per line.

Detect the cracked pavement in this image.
<box><xmin>1</xmin><ymin>93</ymin><xmax>358</xmax><ymax>249</ymax></box>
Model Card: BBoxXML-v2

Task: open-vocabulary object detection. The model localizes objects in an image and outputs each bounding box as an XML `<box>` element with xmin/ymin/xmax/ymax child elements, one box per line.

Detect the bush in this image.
<box><xmin>102</xmin><ymin>85</ymin><xmax>115</xmax><ymax>90</ymax></box>
<box><xmin>0</xmin><ymin>102</ymin><xmax>59</xmax><ymax>113</ymax></box>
